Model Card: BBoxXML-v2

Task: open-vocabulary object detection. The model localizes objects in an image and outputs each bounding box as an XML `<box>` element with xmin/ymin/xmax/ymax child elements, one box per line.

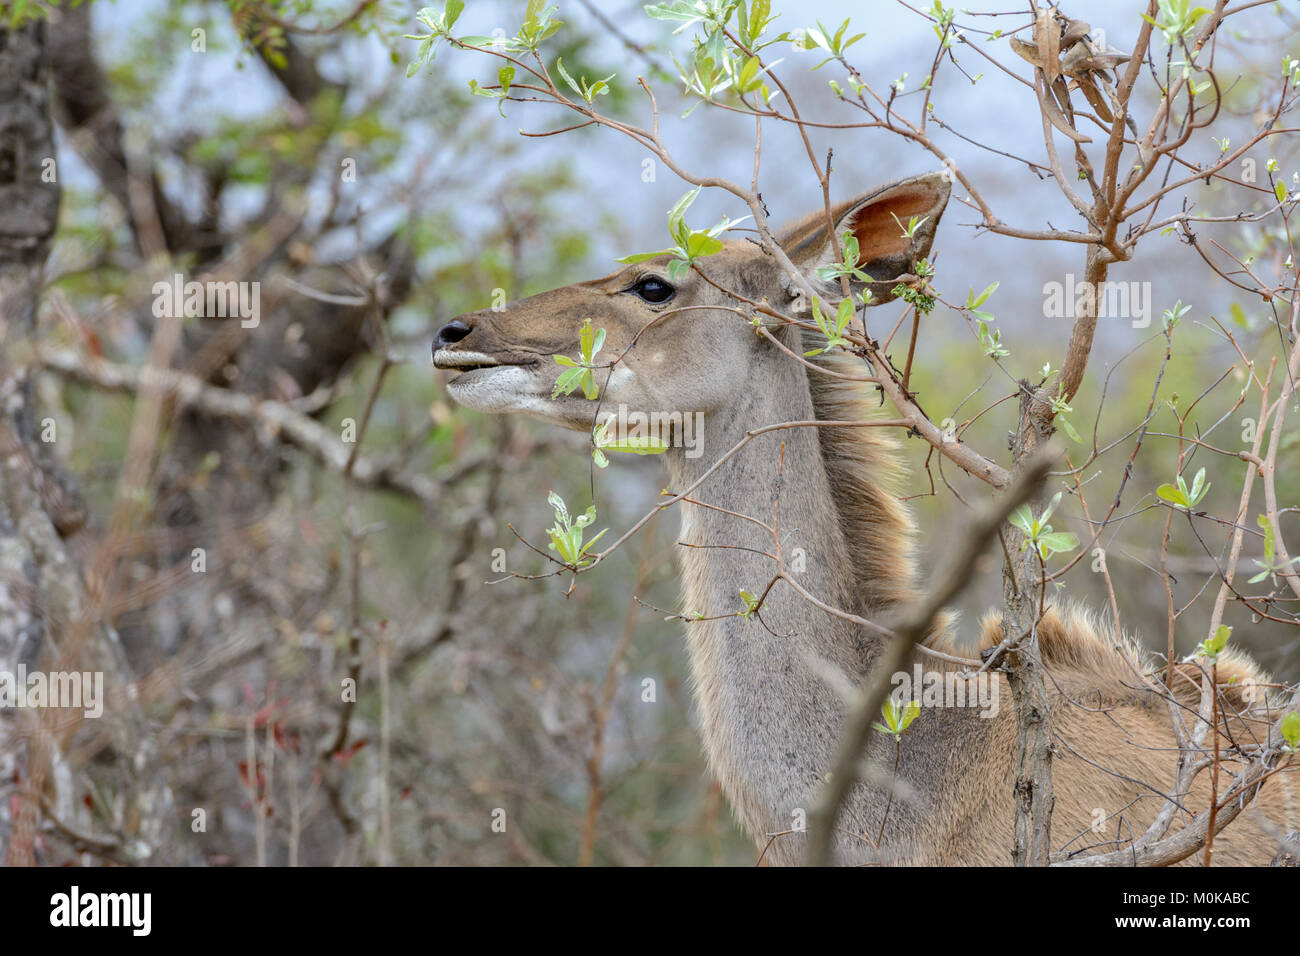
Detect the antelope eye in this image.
<box><xmin>630</xmin><ymin>275</ymin><xmax>675</xmax><ymax>304</ymax></box>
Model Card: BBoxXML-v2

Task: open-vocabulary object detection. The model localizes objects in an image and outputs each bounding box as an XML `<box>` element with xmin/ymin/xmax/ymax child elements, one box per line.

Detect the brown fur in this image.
<box><xmin>945</xmin><ymin>605</ymin><xmax>1296</xmax><ymax>865</ymax></box>
<box><xmin>805</xmin><ymin>349</ymin><xmax>920</xmax><ymax>611</ymax></box>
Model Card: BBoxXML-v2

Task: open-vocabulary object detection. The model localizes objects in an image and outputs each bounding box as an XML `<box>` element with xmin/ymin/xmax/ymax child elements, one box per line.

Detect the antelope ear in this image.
<box><xmin>780</xmin><ymin>171</ymin><xmax>951</xmax><ymax>306</ymax></box>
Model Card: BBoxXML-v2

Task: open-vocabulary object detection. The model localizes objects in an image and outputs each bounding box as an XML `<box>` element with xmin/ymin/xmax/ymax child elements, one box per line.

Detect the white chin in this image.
<box><xmin>445</xmin><ymin>365</ymin><xmax>552</xmax><ymax>415</ymax></box>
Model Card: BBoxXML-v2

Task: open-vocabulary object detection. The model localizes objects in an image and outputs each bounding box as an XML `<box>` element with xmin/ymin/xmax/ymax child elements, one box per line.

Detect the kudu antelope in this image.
<box><xmin>433</xmin><ymin>172</ymin><xmax>1296</xmax><ymax>865</ymax></box>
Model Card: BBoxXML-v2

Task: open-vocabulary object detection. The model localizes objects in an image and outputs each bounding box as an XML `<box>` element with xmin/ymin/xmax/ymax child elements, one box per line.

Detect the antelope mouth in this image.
<box><xmin>433</xmin><ymin>349</ymin><xmax>539</xmax><ymax>375</ymax></box>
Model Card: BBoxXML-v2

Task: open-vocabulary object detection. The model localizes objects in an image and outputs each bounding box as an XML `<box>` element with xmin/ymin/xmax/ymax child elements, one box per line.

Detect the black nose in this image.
<box><xmin>433</xmin><ymin>318</ymin><xmax>472</xmax><ymax>352</ymax></box>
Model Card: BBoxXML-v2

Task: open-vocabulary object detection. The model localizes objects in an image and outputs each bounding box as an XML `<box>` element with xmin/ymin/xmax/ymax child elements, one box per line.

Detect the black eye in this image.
<box><xmin>630</xmin><ymin>275</ymin><xmax>675</xmax><ymax>304</ymax></box>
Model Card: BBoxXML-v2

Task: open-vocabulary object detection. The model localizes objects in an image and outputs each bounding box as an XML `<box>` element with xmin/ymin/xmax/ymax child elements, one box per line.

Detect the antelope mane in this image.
<box><xmin>800</xmin><ymin>341</ymin><xmax>920</xmax><ymax>613</ymax></box>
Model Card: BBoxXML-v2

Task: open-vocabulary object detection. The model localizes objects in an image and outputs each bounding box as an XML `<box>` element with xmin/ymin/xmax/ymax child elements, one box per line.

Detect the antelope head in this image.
<box><xmin>432</xmin><ymin>172</ymin><xmax>951</xmax><ymax>429</ymax></box>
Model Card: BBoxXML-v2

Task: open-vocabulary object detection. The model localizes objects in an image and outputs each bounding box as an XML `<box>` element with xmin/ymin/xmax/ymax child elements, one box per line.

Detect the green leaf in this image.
<box><xmin>616</xmin><ymin>249</ymin><xmax>675</xmax><ymax>264</ymax></box>
<box><xmin>644</xmin><ymin>1</ymin><xmax>709</xmax><ymax>27</ymax></box>
<box><xmin>555</xmin><ymin>57</ymin><xmax>582</xmax><ymax>97</ymax></box>
<box><xmin>835</xmin><ymin>297</ymin><xmax>854</xmax><ymax>331</ymax></box>
<box><xmin>1009</xmin><ymin>504</ymin><xmax>1035</xmax><ymax>537</ymax></box>
<box><xmin>547</xmin><ymin>490</ymin><xmax>568</xmax><ymax>525</ymax></box>
<box><xmin>685</xmin><ymin>232</ymin><xmax>722</xmax><ymax>258</ymax></box>
<box><xmin>704</xmin><ymin>214</ymin><xmax>751</xmax><ymax>239</ymax></box>
<box><xmin>579</xmin><ymin>527</ymin><xmax>608</xmax><ymax>557</ymax></box>
<box><xmin>1281</xmin><ymin>711</ymin><xmax>1300</xmax><ymax>750</ymax></box>
<box><xmin>597</xmin><ymin>420</ymin><xmax>670</xmax><ymax>454</ymax></box>
<box><xmin>1036</xmin><ymin>531</ymin><xmax>1079</xmax><ymax>554</ymax></box>
<box><xmin>667</xmin><ymin>187</ymin><xmax>701</xmax><ymax>237</ymax></box>
<box><xmin>1257</xmin><ymin>512</ymin><xmax>1275</xmax><ymax>564</ymax></box>
<box><xmin>879</xmin><ymin>697</ymin><xmax>920</xmax><ymax>740</ymax></box>
<box><xmin>968</xmin><ymin>281</ymin><xmax>999</xmax><ymax>309</ymax></box>
<box><xmin>552</xmin><ymin>365</ymin><xmax>586</xmax><ymax>398</ymax></box>
<box><xmin>551</xmin><ymin>320</ymin><xmax>604</xmax><ymax>400</ymax></box>
<box><xmin>1156</xmin><ymin>483</ymin><xmax>1188</xmax><ymax>508</ymax></box>
<box><xmin>667</xmin><ymin>258</ymin><xmax>692</xmax><ymax>280</ymax></box>
<box><xmin>881</xmin><ymin>698</ymin><xmax>902</xmax><ymax>732</ymax></box>
<box><xmin>901</xmin><ymin>699</ymin><xmax>921</xmax><ymax>728</ymax></box>
<box><xmin>611</xmin><ymin>436</ymin><xmax>669</xmax><ymax>454</ymax></box>
<box><xmin>1056</xmin><ymin>415</ymin><xmax>1083</xmax><ymax>443</ymax></box>
<box><xmin>1205</xmin><ymin>624</ymin><xmax>1232</xmax><ymax>657</ymax></box>
<box><xmin>544</xmin><ymin>491</ymin><xmax>606</xmax><ymax>568</ymax></box>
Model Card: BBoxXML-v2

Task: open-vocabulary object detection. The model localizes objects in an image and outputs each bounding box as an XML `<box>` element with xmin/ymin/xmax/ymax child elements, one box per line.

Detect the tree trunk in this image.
<box><xmin>0</xmin><ymin>17</ymin><xmax>174</xmax><ymax>865</ymax></box>
<box><xmin>1000</xmin><ymin>381</ymin><xmax>1057</xmax><ymax>867</ymax></box>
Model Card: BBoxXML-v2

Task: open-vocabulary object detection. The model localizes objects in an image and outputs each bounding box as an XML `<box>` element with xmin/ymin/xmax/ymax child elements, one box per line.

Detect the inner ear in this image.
<box><xmin>783</xmin><ymin>171</ymin><xmax>951</xmax><ymax>305</ymax></box>
<box><xmin>844</xmin><ymin>181</ymin><xmax>945</xmax><ymax>270</ymax></box>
